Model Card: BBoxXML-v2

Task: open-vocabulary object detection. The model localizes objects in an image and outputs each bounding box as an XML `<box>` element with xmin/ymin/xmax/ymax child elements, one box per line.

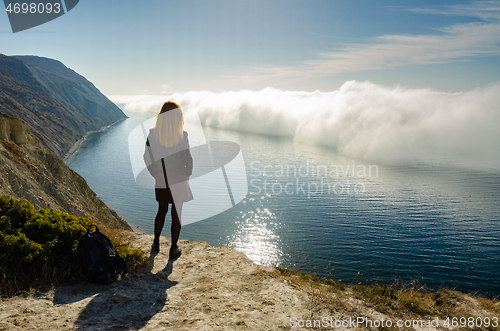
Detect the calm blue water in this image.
<box><xmin>67</xmin><ymin>113</ymin><xmax>500</xmax><ymax>296</ymax></box>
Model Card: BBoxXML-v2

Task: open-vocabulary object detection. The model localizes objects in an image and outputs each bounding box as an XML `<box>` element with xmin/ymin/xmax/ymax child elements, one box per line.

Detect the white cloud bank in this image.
<box><xmin>114</xmin><ymin>81</ymin><xmax>500</xmax><ymax>167</ymax></box>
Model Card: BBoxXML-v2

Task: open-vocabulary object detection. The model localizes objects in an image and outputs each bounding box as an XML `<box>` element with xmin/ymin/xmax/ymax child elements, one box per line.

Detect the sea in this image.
<box><xmin>66</xmin><ymin>111</ymin><xmax>500</xmax><ymax>296</ymax></box>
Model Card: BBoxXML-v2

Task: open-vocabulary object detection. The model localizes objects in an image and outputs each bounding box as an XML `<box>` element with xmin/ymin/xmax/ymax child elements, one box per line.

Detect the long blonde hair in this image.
<box><xmin>154</xmin><ymin>101</ymin><xmax>184</xmax><ymax>147</ymax></box>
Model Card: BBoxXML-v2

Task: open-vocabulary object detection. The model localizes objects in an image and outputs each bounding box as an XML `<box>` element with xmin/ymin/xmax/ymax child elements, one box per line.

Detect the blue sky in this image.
<box><xmin>1</xmin><ymin>0</ymin><xmax>500</xmax><ymax>95</ymax></box>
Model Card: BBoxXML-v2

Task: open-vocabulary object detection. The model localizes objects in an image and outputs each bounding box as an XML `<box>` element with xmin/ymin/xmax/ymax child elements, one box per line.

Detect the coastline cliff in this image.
<box><xmin>0</xmin><ymin>54</ymin><xmax>129</xmax><ymax>229</ymax></box>
<box><xmin>0</xmin><ymin>54</ymin><xmax>127</xmax><ymax>159</ymax></box>
<box><xmin>0</xmin><ymin>112</ymin><xmax>129</xmax><ymax>230</ymax></box>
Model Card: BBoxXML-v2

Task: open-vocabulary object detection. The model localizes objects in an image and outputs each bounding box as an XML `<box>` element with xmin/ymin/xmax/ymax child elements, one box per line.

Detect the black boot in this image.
<box><xmin>151</xmin><ymin>239</ymin><xmax>160</xmax><ymax>252</ymax></box>
<box><xmin>169</xmin><ymin>245</ymin><xmax>181</xmax><ymax>260</ymax></box>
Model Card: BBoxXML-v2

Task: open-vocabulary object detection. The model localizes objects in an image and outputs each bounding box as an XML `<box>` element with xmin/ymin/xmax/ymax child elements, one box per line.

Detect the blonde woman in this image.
<box><xmin>144</xmin><ymin>101</ymin><xmax>193</xmax><ymax>259</ymax></box>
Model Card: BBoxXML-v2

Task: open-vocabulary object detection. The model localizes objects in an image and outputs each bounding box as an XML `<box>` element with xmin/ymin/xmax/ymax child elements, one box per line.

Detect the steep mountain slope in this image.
<box><xmin>0</xmin><ymin>54</ymin><xmax>130</xmax><ymax>229</ymax></box>
<box><xmin>0</xmin><ymin>112</ymin><xmax>130</xmax><ymax>229</ymax></box>
<box><xmin>0</xmin><ymin>54</ymin><xmax>126</xmax><ymax>159</ymax></box>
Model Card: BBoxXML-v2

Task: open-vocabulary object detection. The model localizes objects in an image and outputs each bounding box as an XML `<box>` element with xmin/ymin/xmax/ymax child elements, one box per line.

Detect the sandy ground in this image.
<box><xmin>1</xmin><ymin>232</ymin><xmax>496</xmax><ymax>330</ymax></box>
<box><xmin>0</xmin><ymin>232</ymin><xmax>310</xmax><ymax>330</ymax></box>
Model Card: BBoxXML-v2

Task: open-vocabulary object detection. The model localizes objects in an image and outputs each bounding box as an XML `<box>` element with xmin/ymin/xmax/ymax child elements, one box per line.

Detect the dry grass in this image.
<box><xmin>275</xmin><ymin>267</ymin><xmax>500</xmax><ymax>331</ymax></box>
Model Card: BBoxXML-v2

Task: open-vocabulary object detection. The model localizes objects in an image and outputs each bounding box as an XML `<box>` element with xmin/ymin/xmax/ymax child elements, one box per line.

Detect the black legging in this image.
<box><xmin>154</xmin><ymin>202</ymin><xmax>182</xmax><ymax>248</ymax></box>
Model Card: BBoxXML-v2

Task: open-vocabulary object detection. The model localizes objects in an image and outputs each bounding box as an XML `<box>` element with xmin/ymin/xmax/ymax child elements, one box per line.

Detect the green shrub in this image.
<box><xmin>114</xmin><ymin>241</ymin><xmax>146</xmax><ymax>268</ymax></box>
<box><xmin>0</xmin><ymin>195</ymin><xmax>145</xmax><ymax>296</ymax></box>
<box><xmin>0</xmin><ymin>195</ymin><xmax>91</xmax><ymax>295</ymax></box>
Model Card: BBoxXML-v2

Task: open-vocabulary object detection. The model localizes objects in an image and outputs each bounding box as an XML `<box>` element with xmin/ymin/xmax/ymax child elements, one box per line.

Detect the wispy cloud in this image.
<box><xmin>240</xmin><ymin>1</ymin><xmax>500</xmax><ymax>84</ymax></box>
<box><xmin>409</xmin><ymin>0</ymin><xmax>500</xmax><ymax>21</ymax></box>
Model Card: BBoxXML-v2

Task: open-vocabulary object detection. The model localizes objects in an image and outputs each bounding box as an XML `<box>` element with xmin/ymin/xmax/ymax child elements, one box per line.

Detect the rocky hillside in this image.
<box><xmin>0</xmin><ymin>54</ymin><xmax>127</xmax><ymax>159</ymax></box>
<box><xmin>0</xmin><ymin>112</ymin><xmax>129</xmax><ymax>229</ymax></box>
<box><xmin>0</xmin><ymin>54</ymin><xmax>130</xmax><ymax>229</ymax></box>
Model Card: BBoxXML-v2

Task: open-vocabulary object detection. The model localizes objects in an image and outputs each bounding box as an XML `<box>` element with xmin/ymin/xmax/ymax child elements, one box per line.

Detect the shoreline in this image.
<box><xmin>63</xmin><ymin>117</ymin><xmax>127</xmax><ymax>162</ymax></box>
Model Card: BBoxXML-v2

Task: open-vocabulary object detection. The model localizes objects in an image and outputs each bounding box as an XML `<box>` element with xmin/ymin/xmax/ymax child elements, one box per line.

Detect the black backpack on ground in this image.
<box><xmin>78</xmin><ymin>225</ymin><xmax>127</xmax><ymax>284</ymax></box>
